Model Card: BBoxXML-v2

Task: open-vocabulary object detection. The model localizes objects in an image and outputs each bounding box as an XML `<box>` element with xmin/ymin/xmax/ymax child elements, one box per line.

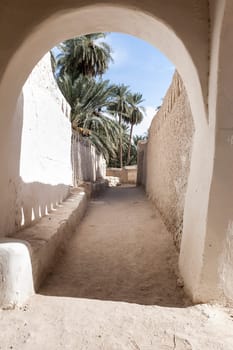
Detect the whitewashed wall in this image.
<box><xmin>0</xmin><ymin>54</ymin><xmax>72</xmax><ymax>236</ymax></box>
<box><xmin>1</xmin><ymin>53</ymin><xmax>107</xmax><ymax>237</ymax></box>
<box><xmin>72</xmin><ymin>131</ymin><xmax>106</xmax><ymax>186</ymax></box>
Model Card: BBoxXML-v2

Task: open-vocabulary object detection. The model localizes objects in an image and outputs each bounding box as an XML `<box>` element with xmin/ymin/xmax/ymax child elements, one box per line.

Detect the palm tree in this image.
<box><xmin>51</xmin><ymin>33</ymin><xmax>121</xmax><ymax>163</ymax></box>
<box><xmin>55</xmin><ymin>73</ymin><xmax>114</xmax><ymax>121</ymax></box>
<box><xmin>108</xmin><ymin>123</ymin><xmax>130</xmax><ymax>167</ymax></box>
<box><xmin>125</xmin><ymin>93</ymin><xmax>145</xmax><ymax>164</ymax></box>
<box><xmin>53</xmin><ymin>33</ymin><xmax>113</xmax><ymax>83</ymax></box>
<box><xmin>133</xmin><ymin>133</ymin><xmax>148</xmax><ymax>146</ymax></box>
<box><xmin>81</xmin><ymin>113</ymin><xmax>122</xmax><ymax>162</ymax></box>
<box><xmin>51</xmin><ymin>34</ymin><xmax>146</xmax><ymax>167</ymax></box>
<box><xmin>107</xmin><ymin>84</ymin><xmax>131</xmax><ymax>167</ymax></box>
<box><xmin>128</xmin><ymin>134</ymin><xmax>148</xmax><ymax>165</ymax></box>
<box><xmin>53</xmin><ymin>71</ymin><xmax>121</xmax><ymax>161</ymax></box>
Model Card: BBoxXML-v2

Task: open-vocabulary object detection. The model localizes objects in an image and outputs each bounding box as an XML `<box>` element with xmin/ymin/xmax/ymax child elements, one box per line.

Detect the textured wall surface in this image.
<box><xmin>15</xmin><ymin>54</ymin><xmax>73</xmax><ymax>232</ymax></box>
<box><xmin>0</xmin><ymin>53</ymin><xmax>72</xmax><ymax>236</ymax></box>
<box><xmin>137</xmin><ymin>141</ymin><xmax>147</xmax><ymax>187</ymax></box>
<box><xmin>13</xmin><ymin>54</ymin><xmax>106</xmax><ymax>233</ymax></box>
<box><xmin>146</xmin><ymin>72</ymin><xmax>195</xmax><ymax>249</ymax></box>
<box><xmin>72</xmin><ymin>131</ymin><xmax>106</xmax><ymax>186</ymax></box>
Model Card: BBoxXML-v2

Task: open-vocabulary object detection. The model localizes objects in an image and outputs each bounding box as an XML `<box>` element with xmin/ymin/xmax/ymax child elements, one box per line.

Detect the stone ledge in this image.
<box><xmin>0</xmin><ymin>189</ymin><xmax>88</xmax><ymax>308</ymax></box>
<box><xmin>11</xmin><ymin>189</ymin><xmax>88</xmax><ymax>291</ymax></box>
<box><xmin>0</xmin><ymin>240</ymin><xmax>34</xmax><ymax>308</ymax></box>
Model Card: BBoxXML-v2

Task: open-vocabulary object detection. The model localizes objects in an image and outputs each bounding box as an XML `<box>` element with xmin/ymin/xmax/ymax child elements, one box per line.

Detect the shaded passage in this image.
<box><xmin>40</xmin><ymin>186</ymin><xmax>188</xmax><ymax>306</ymax></box>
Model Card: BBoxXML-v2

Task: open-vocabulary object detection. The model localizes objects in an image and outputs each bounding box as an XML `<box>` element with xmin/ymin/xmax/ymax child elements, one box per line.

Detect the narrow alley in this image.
<box><xmin>40</xmin><ymin>185</ymin><xmax>187</xmax><ymax>307</ymax></box>
<box><xmin>1</xmin><ymin>186</ymin><xmax>233</xmax><ymax>349</ymax></box>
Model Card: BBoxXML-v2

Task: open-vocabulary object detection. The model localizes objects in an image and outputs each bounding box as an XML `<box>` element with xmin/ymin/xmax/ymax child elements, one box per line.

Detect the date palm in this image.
<box><xmin>53</xmin><ymin>71</ymin><xmax>121</xmax><ymax>161</ymax></box>
<box><xmin>55</xmin><ymin>33</ymin><xmax>113</xmax><ymax>83</ymax></box>
<box><xmin>51</xmin><ymin>33</ymin><xmax>120</xmax><ymax>162</ymax></box>
<box><xmin>107</xmin><ymin>84</ymin><xmax>131</xmax><ymax>167</ymax></box>
<box><xmin>125</xmin><ymin>92</ymin><xmax>145</xmax><ymax>164</ymax></box>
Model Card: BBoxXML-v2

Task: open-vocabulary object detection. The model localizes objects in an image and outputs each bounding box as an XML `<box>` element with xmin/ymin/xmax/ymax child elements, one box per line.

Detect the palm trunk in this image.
<box><xmin>119</xmin><ymin>113</ymin><xmax>123</xmax><ymax>168</ymax></box>
<box><xmin>127</xmin><ymin>123</ymin><xmax>133</xmax><ymax>165</ymax></box>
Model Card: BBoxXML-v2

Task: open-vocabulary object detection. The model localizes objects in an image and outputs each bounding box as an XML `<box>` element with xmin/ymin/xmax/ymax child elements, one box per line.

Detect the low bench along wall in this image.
<box><xmin>0</xmin><ymin>189</ymin><xmax>88</xmax><ymax>308</ymax></box>
<box><xmin>0</xmin><ymin>52</ymin><xmax>108</xmax><ymax>308</ymax></box>
<box><xmin>143</xmin><ymin>72</ymin><xmax>195</xmax><ymax>249</ymax></box>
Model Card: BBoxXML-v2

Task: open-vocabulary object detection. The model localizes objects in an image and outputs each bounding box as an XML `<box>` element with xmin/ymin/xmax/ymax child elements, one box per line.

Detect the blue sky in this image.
<box><xmin>102</xmin><ymin>32</ymin><xmax>175</xmax><ymax>135</ymax></box>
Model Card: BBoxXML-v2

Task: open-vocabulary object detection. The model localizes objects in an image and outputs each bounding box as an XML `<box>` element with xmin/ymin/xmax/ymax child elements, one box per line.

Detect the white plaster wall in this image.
<box><xmin>186</xmin><ymin>0</ymin><xmax>233</xmax><ymax>303</ymax></box>
<box><xmin>0</xmin><ymin>52</ymin><xmax>106</xmax><ymax>236</ymax></box>
<box><xmin>72</xmin><ymin>131</ymin><xmax>106</xmax><ymax>186</ymax></box>
<box><xmin>146</xmin><ymin>72</ymin><xmax>194</xmax><ymax>249</ymax></box>
<box><xmin>20</xmin><ymin>55</ymin><xmax>72</xmax><ymax>187</ymax></box>
<box><xmin>2</xmin><ymin>54</ymin><xmax>73</xmax><ymax>235</ymax></box>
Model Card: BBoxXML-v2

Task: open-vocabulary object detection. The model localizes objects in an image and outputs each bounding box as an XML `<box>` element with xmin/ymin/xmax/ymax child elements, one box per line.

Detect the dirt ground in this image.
<box><xmin>0</xmin><ymin>186</ymin><xmax>233</xmax><ymax>349</ymax></box>
<box><xmin>40</xmin><ymin>185</ymin><xmax>187</xmax><ymax>306</ymax></box>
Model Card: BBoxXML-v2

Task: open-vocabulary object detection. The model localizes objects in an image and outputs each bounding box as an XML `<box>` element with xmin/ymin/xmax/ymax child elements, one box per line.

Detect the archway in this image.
<box><xmin>0</xmin><ymin>2</ymin><xmax>215</xmax><ymax>302</ymax></box>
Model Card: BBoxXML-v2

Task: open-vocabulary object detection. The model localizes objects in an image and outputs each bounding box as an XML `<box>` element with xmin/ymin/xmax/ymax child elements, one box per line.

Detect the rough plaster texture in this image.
<box><xmin>137</xmin><ymin>141</ymin><xmax>147</xmax><ymax>187</ymax></box>
<box><xmin>145</xmin><ymin>72</ymin><xmax>194</xmax><ymax>249</ymax></box>
<box><xmin>71</xmin><ymin>131</ymin><xmax>106</xmax><ymax>186</ymax></box>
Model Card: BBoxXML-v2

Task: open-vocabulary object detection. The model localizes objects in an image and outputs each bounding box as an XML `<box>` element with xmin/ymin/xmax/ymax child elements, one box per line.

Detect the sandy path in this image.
<box><xmin>40</xmin><ymin>185</ymin><xmax>187</xmax><ymax>306</ymax></box>
<box><xmin>1</xmin><ymin>296</ymin><xmax>233</xmax><ymax>349</ymax></box>
<box><xmin>1</xmin><ymin>186</ymin><xmax>233</xmax><ymax>349</ymax></box>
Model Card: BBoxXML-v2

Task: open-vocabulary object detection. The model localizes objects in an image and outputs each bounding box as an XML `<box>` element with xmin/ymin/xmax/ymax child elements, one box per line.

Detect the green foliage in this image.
<box><xmin>55</xmin><ymin>33</ymin><xmax>113</xmax><ymax>82</ymax></box>
<box><xmin>50</xmin><ymin>33</ymin><xmax>146</xmax><ymax>167</ymax></box>
<box><xmin>106</xmin><ymin>84</ymin><xmax>131</xmax><ymax>167</ymax></box>
<box><xmin>124</xmin><ymin>92</ymin><xmax>145</xmax><ymax>164</ymax></box>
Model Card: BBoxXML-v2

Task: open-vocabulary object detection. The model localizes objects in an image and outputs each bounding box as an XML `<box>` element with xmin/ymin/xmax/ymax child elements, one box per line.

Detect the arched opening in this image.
<box><xmin>2</xmin><ymin>2</ymin><xmax>233</xmax><ymax>347</ymax></box>
<box><xmin>9</xmin><ymin>31</ymin><xmax>195</xmax><ymax>307</ymax></box>
<box><xmin>0</xmin><ymin>3</ymin><xmax>212</xmax><ymax>304</ymax></box>
<box><xmin>0</xmin><ymin>5</ymin><xmax>207</xmax><ymax>128</ymax></box>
